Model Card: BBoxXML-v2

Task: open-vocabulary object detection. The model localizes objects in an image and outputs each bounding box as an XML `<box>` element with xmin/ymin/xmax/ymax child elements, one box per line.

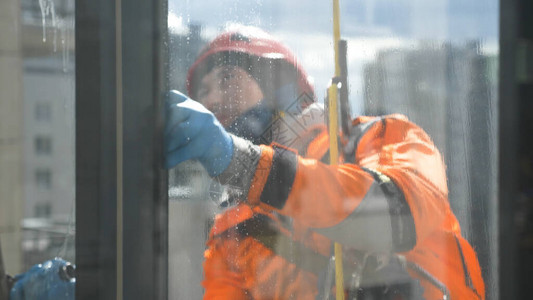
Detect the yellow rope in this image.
<box><xmin>331</xmin><ymin>1</ymin><xmax>344</xmax><ymax>299</ymax></box>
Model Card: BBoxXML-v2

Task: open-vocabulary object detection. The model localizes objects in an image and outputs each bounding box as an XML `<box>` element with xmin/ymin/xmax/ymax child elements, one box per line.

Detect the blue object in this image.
<box><xmin>10</xmin><ymin>258</ymin><xmax>75</xmax><ymax>300</ymax></box>
<box><xmin>165</xmin><ymin>90</ymin><xmax>234</xmax><ymax>176</ymax></box>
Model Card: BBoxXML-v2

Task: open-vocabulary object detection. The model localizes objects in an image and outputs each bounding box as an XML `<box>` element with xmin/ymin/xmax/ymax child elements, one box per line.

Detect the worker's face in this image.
<box><xmin>196</xmin><ymin>66</ymin><xmax>264</xmax><ymax>128</ymax></box>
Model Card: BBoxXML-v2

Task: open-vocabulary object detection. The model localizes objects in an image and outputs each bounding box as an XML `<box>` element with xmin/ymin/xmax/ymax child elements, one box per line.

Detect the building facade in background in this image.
<box><xmin>20</xmin><ymin>0</ymin><xmax>75</xmax><ymax>271</ymax></box>
<box><xmin>363</xmin><ymin>42</ymin><xmax>498</xmax><ymax>295</ymax></box>
<box><xmin>0</xmin><ymin>0</ymin><xmax>75</xmax><ymax>273</ymax></box>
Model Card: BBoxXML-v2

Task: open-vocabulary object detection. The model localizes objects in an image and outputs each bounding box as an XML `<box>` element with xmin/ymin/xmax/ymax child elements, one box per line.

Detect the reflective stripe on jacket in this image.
<box><xmin>203</xmin><ymin>114</ymin><xmax>485</xmax><ymax>300</ymax></box>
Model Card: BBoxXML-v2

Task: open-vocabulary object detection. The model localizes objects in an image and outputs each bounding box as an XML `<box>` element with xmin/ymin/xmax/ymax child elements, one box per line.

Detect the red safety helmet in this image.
<box><xmin>186</xmin><ymin>26</ymin><xmax>315</xmax><ymax>103</ymax></box>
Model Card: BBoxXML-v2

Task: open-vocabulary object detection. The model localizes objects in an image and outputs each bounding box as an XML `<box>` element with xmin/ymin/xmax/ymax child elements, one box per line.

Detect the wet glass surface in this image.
<box><xmin>167</xmin><ymin>0</ymin><xmax>498</xmax><ymax>299</ymax></box>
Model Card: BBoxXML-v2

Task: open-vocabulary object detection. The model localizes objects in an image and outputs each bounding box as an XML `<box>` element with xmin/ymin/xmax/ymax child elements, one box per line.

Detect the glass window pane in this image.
<box><xmin>35</xmin><ymin>168</ymin><xmax>52</xmax><ymax>189</ymax></box>
<box><xmin>0</xmin><ymin>0</ymin><xmax>75</xmax><ymax>296</ymax></box>
<box><xmin>168</xmin><ymin>1</ymin><xmax>498</xmax><ymax>299</ymax></box>
<box><xmin>34</xmin><ymin>135</ymin><xmax>52</xmax><ymax>155</ymax></box>
<box><xmin>35</xmin><ymin>103</ymin><xmax>52</xmax><ymax>122</ymax></box>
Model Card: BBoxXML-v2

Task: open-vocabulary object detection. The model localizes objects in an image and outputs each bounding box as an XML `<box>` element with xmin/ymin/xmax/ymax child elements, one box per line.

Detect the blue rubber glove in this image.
<box><xmin>165</xmin><ymin>90</ymin><xmax>234</xmax><ymax>177</ymax></box>
<box><xmin>10</xmin><ymin>258</ymin><xmax>75</xmax><ymax>300</ymax></box>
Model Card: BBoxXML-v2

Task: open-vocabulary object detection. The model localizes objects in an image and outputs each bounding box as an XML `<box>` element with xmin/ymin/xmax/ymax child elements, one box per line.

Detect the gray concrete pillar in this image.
<box><xmin>0</xmin><ymin>0</ymin><xmax>24</xmax><ymax>274</ymax></box>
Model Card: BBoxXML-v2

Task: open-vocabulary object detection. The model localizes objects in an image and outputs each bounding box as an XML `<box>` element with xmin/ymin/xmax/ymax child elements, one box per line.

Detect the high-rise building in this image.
<box><xmin>21</xmin><ymin>0</ymin><xmax>75</xmax><ymax>270</ymax></box>
<box><xmin>363</xmin><ymin>42</ymin><xmax>498</xmax><ymax>295</ymax></box>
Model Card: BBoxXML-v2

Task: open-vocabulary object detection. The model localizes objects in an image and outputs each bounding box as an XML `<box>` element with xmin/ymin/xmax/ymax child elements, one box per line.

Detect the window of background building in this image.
<box><xmin>34</xmin><ymin>203</ymin><xmax>52</xmax><ymax>218</ymax></box>
<box><xmin>35</xmin><ymin>169</ymin><xmax>52</xmax><ymax>189</ymax></box>
<box><xmin>34</xmin><ymin>103</ymin><xmax>52</xmax><ymax>122</ymax></box>
<box><xmin>34</xmin><ymin>136</ymin><xmax>52</xmax><ymax>155</ymax></box>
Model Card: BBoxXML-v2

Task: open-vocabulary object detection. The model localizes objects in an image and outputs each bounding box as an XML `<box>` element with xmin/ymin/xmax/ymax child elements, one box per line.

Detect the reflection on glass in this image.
<box><xmin>0</xmin><ymin>0</ymin><xmax>75</xmax><ymax>297</ymax></box>
<box><xmin>168</xmin><ymin>0</ymin><xmax>498</xmax><ymax>299</ymax></box>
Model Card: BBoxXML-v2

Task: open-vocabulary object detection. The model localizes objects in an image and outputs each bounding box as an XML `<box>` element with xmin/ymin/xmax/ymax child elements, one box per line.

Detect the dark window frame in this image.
<box><xmin>499</xmin><ymin>0</ymin><xmax>533</xmax><ymax>299</ymax></box>
<box><xmin>75</xmin><ymin>0</ymin><xmax>168</xmax><ymax>299</ymax></box>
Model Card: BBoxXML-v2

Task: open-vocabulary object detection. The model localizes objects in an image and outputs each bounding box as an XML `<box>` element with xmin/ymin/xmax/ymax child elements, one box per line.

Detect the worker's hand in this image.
<box><xmin>10</xmin><ymin>258</ymin><xmax>75</xmax><ymax>300</ymax></box>
<box><xmin>165</xmin><ymin>90</ymin><xmax>233</xmax><ymax>176</ymax></box>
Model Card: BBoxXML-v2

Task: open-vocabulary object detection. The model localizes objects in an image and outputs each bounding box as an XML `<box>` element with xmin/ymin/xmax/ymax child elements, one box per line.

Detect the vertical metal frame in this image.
<box><xmin>121</xmin><ymin>0</ymin><xmax>168</xmax><ymax>298</ymax></box>
<box><xmin>76</xmin><ymin>0</ymin><xmax>168</xmax><ymax>298</ymax></box>
<box><xmin>0</xmin><ymin>245</ymin><xmax>8</xmax><ymax>300</ymax></box>
<box><xmin>498</xmin><ymin>0</ymin><xmax>518</xmax><ymax>297</ymax></box>
<box><xmin>499</xmin><ymin>0</ymin><xmax>533</xmax><ymax>299</ymax></box>
<box><xmin>76</xmin><ymin>0</ymin><xmax>118</xmax><ymax>298</ymax></box>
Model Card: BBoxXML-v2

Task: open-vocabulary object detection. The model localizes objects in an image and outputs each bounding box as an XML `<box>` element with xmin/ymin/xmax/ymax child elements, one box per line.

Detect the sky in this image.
<box><xmin>168</xmin><ymin>0</ymin><xmax>498</xmax><ymax>115</ymax></box>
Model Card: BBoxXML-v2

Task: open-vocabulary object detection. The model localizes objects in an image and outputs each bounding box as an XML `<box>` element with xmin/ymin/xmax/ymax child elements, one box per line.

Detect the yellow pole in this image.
<box><xmin>328</xmin><ymin>85</ymin><xmax>340</xmax><ymax>165</ymax></box>
<box><xmin>328</xmin><ymin>84</ymin><xmax>344</xmax><ymax>300</ymax></box>
<box><xmin>331</xmin><ymin>1</ymin><xmax>344</xmax><ymax>299</ymax></box>
<box><xmin>332</xmin><ymin>0</ymin><xmax>342</xmax><ymax>77</ymax></box>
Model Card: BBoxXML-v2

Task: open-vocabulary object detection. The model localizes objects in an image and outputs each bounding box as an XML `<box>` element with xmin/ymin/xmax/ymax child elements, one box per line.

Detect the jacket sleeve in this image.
<box><xmin>220</xmin><ymin>115</ymin><xmax>448</xmax><ymax>252</ymax></box>
<box><xmin>368</xmin><ymin>116</ymin><xmax>450</xmax><ymax>246</ymax></box>
<box><xmin>202</xmin><ymin>237</ymin><xmax>250</xmax><ymax>300</ymax></box>
<box><xmin>245</xmin><ymin>143</ymin><xmax>410</xmax><ymax>252</ymax></box>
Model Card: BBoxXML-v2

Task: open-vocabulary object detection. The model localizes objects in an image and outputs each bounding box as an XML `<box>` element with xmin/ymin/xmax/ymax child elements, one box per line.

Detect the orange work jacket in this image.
<box><xmin>203</xmin><ymin>114</ymin><xmax>485</xmax><ymax>300</ymax></box>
